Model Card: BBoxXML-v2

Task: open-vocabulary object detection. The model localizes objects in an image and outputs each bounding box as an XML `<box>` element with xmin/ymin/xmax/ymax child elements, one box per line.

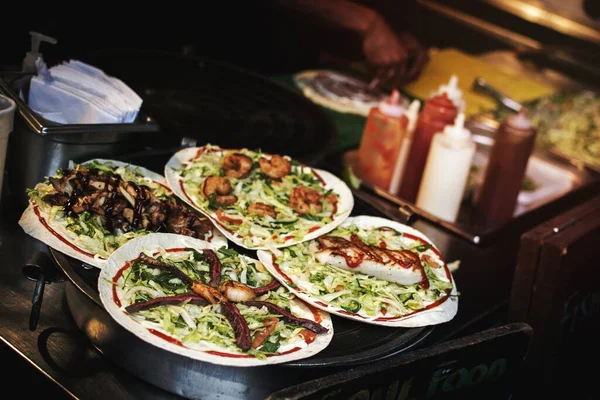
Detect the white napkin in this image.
<box><xmin>28</xmin><ymin>59</ymin><xmax>142</xmax><ymax>124</ymax></box>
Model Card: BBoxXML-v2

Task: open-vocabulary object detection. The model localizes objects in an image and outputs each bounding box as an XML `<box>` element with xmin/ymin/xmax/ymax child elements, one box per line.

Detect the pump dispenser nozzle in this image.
<box><xmin>22</xmin><ymin>31</ymin><xmax>57</xmax><ymax>73</ymax></box>
<box><xmin>432</xmin><ymin>75</ymin><xmax>465</xmax><ymax>110</ymax></box>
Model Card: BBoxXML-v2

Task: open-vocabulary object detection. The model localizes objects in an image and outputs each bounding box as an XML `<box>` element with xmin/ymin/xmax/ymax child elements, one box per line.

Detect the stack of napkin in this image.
<box><xmin>28</xmin><ymin>60</ymin><xmax>143</xmax><ymax>124</ymax></box>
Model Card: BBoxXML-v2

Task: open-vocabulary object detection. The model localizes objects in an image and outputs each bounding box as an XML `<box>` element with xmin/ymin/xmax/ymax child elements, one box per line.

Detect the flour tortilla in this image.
<box><xmin>164</xmin><ymin>145</ymin><xmax>354</xmax><ymax>250</ymax></box>
<box><xmin>257</xmin><ymin>216</ymin><xmax>458</xmax><ymax>328</ymax></box>
<box><xmin>294</xmin><ymin>70</ymin><xmax>406</xmax><ymax>117</ymax></box>
<box><xmin>18</xmin><ymin>159</ymin><xmax>227</xmax><ymax>269</ymax></box>
<box><xmin>98</xmin><ymin>233</ymin><xmax>333</xmax><ymax>367</ymax></box>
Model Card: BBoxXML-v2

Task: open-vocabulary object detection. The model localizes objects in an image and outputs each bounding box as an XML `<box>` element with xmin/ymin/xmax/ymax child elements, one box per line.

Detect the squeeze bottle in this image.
<box><xmin>398</xmin><ymin>75</ymin><xmax>463</xmax><ymax>202</ymax></box>
<box><xmin>476</xmin><ymin>112</ymin><xmax>537</xmax><ymax>226</ymax></box>
<box><xmin>389</xmin><ymin>99</ymin><xmax>421</xmax><ymax>195</ymax></box>
<box><xmin>355</xmin><ymin>90</ymin><xmax>410</xmax><ymax>191</ymax></box>
<box><xmin>416</xmin><ymin>112</ymin><xmax>476</xmax><ymax>222</ymax></box>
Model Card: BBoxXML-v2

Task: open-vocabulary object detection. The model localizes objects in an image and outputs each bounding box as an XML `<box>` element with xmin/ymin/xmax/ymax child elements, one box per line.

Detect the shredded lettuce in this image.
<box><xmin>276</xmin><ymin>223</ymin><xmax>454</xmax><ymax>318</ymax></box>
<box><xmin>119</xmin><ymin>249</ymin><xmax>311</xmax><ymax>357</ymax></box>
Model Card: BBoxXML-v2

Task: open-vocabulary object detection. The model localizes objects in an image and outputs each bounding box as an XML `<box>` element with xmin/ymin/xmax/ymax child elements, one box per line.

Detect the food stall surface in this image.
<box><xmin>0</xmin><ymin>170</ymin><xmax>520</xmax><ymax>399</ymax></box>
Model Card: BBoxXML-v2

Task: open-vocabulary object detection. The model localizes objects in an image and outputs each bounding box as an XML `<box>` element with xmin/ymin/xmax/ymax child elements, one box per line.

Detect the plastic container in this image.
<box><xmin>476</xmin><ymin>112</ymin><xmax>537</xmax><ymax>226</ymax></box>
<box><xmin>355</xmin><ymin>90</ymin><xmax>410</xmax><ymax>191</ymax></box>
<box><xmin>416</xmin><ymin>113</ymin><xmax>476</xmax><ymax>222</ymax></box>
<box><xmin>0</xmin><ymin>94</ymin><xmax>16</xmax><ymax>202</ymax></box>
<box><xmin>398</xmin><ymin>76</ymin><xmax>463</xmax><ymax>202</ymax></box>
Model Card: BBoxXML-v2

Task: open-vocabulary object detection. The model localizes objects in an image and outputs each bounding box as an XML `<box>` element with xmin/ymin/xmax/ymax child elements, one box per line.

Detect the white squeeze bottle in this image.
<box><xmin>415</xmin><ymin>112</ymin><xmax>476</xmax><ymax>222</ymax></box>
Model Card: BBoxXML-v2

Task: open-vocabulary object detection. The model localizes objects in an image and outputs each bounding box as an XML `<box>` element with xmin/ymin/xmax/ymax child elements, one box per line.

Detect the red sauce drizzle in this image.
<box><xmin>155</xmin><ymin>181</ymin><xmax>173</xmax><ymax>193</ymax></box>
<box><xmin>204</xmin><ymin>347</ymin><xmax>301</xmax><ymax>358</ymax></box>
<box><xmin>166</xmin><ymin>247</ymin><xmax>188</xmax><ymax>253</ymax></box>
<box><xmin>315</xmin><ymin>301</ymin><xmax>329</xmax><ymax>308</ymax></box>
<box><xmin>33</xmin><ymin>204</ymin><xmax>96</xmax><ymax>259</ymax></box>
<box><xmin>284</xmin><ymin>235</ymin><xmax>295</xmax><ymax>241</ymax></box>
<box><xmin>216</xmin><ymin>209</ymin><xmax>243</xmax><ymax>225</ymax></box>
<box><xmin>339</xmin><ymin>310</ymin><xmax>365</xmax><ymax>318</ymax></box>
<box><xmin>190</xmin><ymin>147</ymin><xmax>207</xmax><ymax>162</ymax></box>
<box><xmin>311</xmin><ymin>168</ymin><xmax>326</xmax><ymax>186</ymax></box>
<box><xmin>271</xmin><ymin>255</ymin><xmax>294</xmax><ymax>284</ymax></box>
<box><xmin>403</xmin><ymin>233</ymin><xmax>442</xmax><ymax>258</ymax></box>
<box><xmin>178</xmin><ymin>179</ymin><xmax>197</xmax><ymax>205</ymax></box>
<box><xmin>323</xmin><ymin>194</ymin><xmax>338</xmax><ymax>218</ymax></box>
<box><xmin>306</xmin><ymin>304</ymin><xmax>323</xmax><ymax>323</ymax></box>
<box><xmin>299</xmin><ymin>329</ymin><xmax>316</xmax><ymax>344</ymax></box>
<box><xmin>112</xmin><ymin>261</ymin><xmax>132</xmax><ymax>307</ymax></box>
<box><xmin>210</xmin><ymin>217</ymin><xmax>235</xmax><ymax>235</ymax></box>
<box><xmin>402</xmin><ymin>232</ymin><xmax>446</xmax><ymax>289</ymax></box>
<box><xmin>374</xmin><ymin>289</ymin><xmax>451</xmax><ymax>321</ymax></box>
<box><xmin>148</xmin><ymin>329</ymin><xmax>184</xmax><ymax>346</ymax></box>
<box><xmin>308</xmin><ymin>226</ymin><xmax>320</xmax><ymax>233</ymax></box>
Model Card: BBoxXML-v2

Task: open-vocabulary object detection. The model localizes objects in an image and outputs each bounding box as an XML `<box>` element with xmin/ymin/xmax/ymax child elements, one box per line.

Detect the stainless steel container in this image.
<box><xmin>0</xmin><ymin>78</ymin><xmax>159</xmax><ymax>207</ymax></box>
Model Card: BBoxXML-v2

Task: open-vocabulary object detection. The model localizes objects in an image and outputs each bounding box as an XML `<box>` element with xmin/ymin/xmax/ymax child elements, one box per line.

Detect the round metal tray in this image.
<box><xmin>51</xmin><ymin>217</ymin><xmax>432</xmax><ymax>398</ymax></box>
<box><xmin>49</xmin><ymin>153</ymin><xmax>433</xmax><ymax>398</ymax></box>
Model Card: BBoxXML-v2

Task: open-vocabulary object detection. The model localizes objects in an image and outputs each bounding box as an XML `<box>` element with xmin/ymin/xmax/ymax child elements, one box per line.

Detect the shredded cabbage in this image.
<box><xmin>175</xmin><ymin>147</ymin><xmax>341</xmax><ymax>247</ymax></box>
<box><xmin>276</xmin><ymin>223</ymin><xmax>454</xmax><ymax>318</ymax></box>
<box><xmin>119</xmin><ymin>248</ymin><xmax>313</xmax><ymax>357</ymax></box>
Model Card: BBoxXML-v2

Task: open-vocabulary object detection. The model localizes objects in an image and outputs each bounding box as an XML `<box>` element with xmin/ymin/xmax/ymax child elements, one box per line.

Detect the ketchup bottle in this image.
<box><xmin>476</xmin><ymin>112</ymin><xmax>537</xmax><ymax>226</ymax></box>
<box><xmin>398</xmin><ymin>76</ymin><xmax>463</xmax><ymax>203</ymax></box>
<box><xmin>355</xmin><ymin>90</ymin><xmax>409</xmax><ymax>191</ymax></box>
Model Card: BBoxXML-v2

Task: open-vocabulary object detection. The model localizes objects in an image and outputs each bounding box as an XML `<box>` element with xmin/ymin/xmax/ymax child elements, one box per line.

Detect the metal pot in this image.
<box><xmin>0</xmin><ymin>78</ymin><xmax>159</xmax><ymax>207</ymax></box>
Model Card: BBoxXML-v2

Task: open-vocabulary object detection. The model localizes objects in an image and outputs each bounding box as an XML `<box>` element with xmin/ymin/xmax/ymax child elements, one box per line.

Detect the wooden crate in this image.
<box><xmin>509</xmin><ymin>194</ymin><xmax>600</xmax><ymax>395</ymax></box>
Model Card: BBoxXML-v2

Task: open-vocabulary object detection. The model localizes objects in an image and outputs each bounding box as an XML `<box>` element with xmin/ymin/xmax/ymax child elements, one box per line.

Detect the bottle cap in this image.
<box><xmin>507</xmin><ymin>111</ymin><xmax>532</xmax><ymax>130</ymax></box>
<box><xmin>432</xmin><ymin>75</ymin><xmax>465</xmax><ymax>110</ymax></box>
<box><xmin>443</xmin><ymin>112</ymin><xmax>471</xmax><ymax>143</ymax></box>
<box><xmin>379</xmin><ymin>90</ymin><xmax>406</xmax><ymax>117</ymax></box>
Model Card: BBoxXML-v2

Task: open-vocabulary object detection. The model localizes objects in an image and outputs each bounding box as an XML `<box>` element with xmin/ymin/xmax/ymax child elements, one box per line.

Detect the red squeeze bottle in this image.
<box><xmin>476</xmin><ymin>112</ymin><xmax>537</xmax><ymax>226</ymax></box>
<box><xmin>398</xmin><ymin>76</ymin><xmax>462</xmax><ymax>202</ymax></box>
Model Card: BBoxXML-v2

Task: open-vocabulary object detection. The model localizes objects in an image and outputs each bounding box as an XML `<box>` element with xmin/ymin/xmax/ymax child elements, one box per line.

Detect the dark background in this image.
<box><xmin>0</xmin><ymin>1</ymin><xmax>442</xmax><ymax>76</ymax></box>
<box><xmin>2</xmin><ymin>1</ymin><xmax>599</xmax><ymax>81</ymax></box>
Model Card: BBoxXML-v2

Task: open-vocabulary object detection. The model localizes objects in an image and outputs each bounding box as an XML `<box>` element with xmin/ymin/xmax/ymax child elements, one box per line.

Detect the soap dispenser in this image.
<box><xmin>22</xmin><ymin>31</ymin><xmax>58</xmax><ymax>74</ymax></box>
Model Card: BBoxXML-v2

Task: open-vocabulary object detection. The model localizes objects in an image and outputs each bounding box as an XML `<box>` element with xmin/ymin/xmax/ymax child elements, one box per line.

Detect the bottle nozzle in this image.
<box><xmin>379</xmin><ymin>89</ymin><xmax>406</xmax><ymax>117</ymax></box>
<box><xmin>443</xmin><ymin>112</ymin><xmax>471</xmax><ymax>142</ymax></box>
<box><xmin>388</xmin><ymin>89</ymin><xmax>400</xmax><ymax>105</ymax></box>
<box><xmin>454</xmin><ymin>112</ymin><xmax>465</xmax><ymax>130</ymax></box>
<box><xmin>507</xmin><ymin>111</ymin><xmax>532</xmax><ymax>130</ymax></box>
<box><xmin>432</xmin><ymin>75</ymin><xmax>464</xmax><ymax>110</ymax></box>
<box><xmin>29</xmin><ymin>31</ymin><xmax>57</xmax><ymax>53</ymax></box>
<box><xmin>449</xmin><ymin>75</ymin><xmax>458</xmax><ymax>90</ymax></box>
<box><xmin>406</xmin><ymin>99</ymin><xmax>421</xmax><ymax>132</ymax></box>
